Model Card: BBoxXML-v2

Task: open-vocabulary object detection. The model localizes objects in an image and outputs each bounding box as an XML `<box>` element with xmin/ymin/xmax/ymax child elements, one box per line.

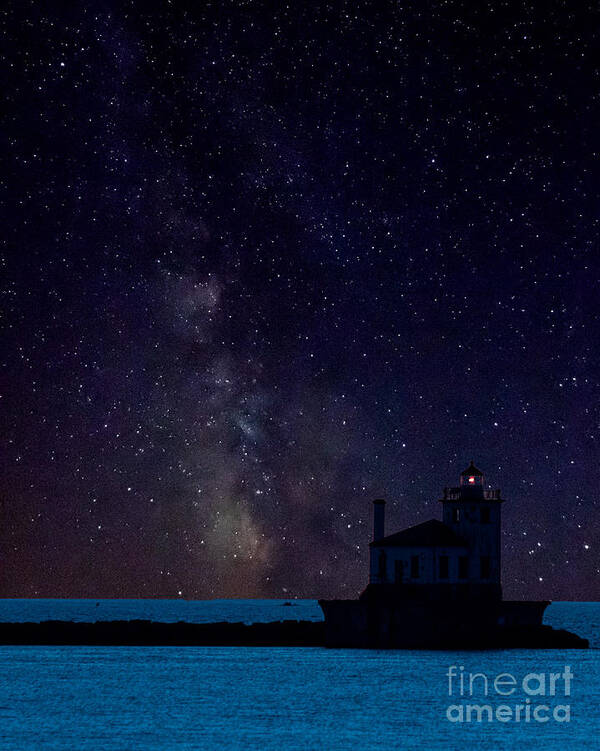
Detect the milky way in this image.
<box><xmin>2</xmin><ymin>2</ymin><xmax>599</xmax><ymax>599</ymax></box>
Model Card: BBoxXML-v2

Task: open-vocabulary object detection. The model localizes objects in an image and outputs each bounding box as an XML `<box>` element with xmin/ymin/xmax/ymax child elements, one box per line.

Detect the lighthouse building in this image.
<box><xmin>319</xmin><ymin>461</ymin><xmax>550</xmax><ymax>647</ymax></box>
<box><xmin>369</xmin><ymin>462</ymin><xmax>503</xmax><ymax>599</ymax></box>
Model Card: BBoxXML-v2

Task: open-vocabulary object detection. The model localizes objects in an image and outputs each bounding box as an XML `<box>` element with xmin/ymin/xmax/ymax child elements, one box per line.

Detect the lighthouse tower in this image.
<box><xmin>440</xmin><ymin>461</ymin><xmax>503</xmax><ymax>598</ymax></box>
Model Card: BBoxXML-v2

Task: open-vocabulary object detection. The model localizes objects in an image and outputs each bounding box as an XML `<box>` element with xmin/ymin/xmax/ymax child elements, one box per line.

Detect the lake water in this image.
<box><xmin>0</xmin><ymin>597</ymin><xmax>325</xmax><ymax>626</ymax></box>
<box><xmin>0</xmin><ymin>600</ymin><xmax>597</xmax><ymax>750</ymax></box>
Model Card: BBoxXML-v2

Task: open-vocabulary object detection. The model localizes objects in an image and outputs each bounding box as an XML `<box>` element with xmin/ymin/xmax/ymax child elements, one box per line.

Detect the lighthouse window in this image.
<box><xmin>458</xmin><ymin>556</ymin><xmax>469</xmax><ymax>579</ymax></box>
<box><xmin>480</xmin><ymin>556</ymin><xmax>491</xmax><ymax>579</ymax></box>
<box><xmin>452</xmin><ymin>508</ymin><xmax>460</xmax><ymax>523</ymax></box>
<box><xmin>480</xmin><ymin>507</ymin><xmax>490</xmax><ymax>524</ymax></box>
<box><xmin>410</xmin><ymin>555</ymin><xmax>420</xmax><ymax>578</ymax></box>
<box><xmin>439</xmin><ymin>555</ymin><xmax>449</xmax><ymax>579</ymax></box>
<box><xmin>394</xmin><ymin>560</ymin><xmax>405</xmax><ymax>583</ymax></box>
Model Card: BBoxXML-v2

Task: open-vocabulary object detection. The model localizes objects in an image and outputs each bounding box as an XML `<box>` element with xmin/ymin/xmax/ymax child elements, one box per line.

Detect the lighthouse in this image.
<box><xmin>367</xmin><ymin>461</ymin><xmax>503</xmax><ymax>600</ymax></box>
<box><xmin>319</xmin><ymin>462</ymin><xmax>562</xmax><ymax>647</ymax></box>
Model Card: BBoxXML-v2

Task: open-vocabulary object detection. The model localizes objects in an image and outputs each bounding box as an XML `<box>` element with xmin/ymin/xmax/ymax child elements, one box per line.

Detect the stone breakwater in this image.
<box><xmin>0</xmin><ymin>620</ymin><xmax>589</xmax><ymax>648</ymax></box>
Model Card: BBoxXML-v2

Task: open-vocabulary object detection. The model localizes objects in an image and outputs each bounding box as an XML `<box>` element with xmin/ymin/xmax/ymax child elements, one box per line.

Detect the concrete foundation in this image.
<box><xmin>319</xmin><ymin>585</ymin><xmax>553</xmax><ymax>648</ymax></box>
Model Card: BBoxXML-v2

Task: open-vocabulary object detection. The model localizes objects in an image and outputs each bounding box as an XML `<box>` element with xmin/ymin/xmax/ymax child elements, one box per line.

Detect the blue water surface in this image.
<box><xmin>0</xmin><ymin>600</ymin><xmax>597</xmax><ymax>750</ymax></box>
<box><xmin>0</xmin><ymin>596</ymin><xmax>324</xmax><ymax>625</ymax></box>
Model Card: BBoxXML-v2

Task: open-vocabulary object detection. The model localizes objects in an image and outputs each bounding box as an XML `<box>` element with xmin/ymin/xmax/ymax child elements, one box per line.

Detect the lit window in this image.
<box><xmin>468</xmin><ymin>476</ymin><xmax>475</xmax><ymax>484</ymax></box>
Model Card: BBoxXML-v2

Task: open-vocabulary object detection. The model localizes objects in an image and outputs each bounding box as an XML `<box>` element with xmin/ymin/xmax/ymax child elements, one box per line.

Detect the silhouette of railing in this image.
<box><xmin>442</xmin><ymin>487</ymin><xmax>502</xmax><ymax>501</ymax></box>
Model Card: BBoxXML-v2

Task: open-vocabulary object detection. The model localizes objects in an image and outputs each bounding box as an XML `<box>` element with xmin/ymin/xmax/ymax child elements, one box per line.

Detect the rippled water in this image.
<box><xmin>0</xmin><ymin>601</ymin><xmax>597</xmax><ymax>750</ymax></box>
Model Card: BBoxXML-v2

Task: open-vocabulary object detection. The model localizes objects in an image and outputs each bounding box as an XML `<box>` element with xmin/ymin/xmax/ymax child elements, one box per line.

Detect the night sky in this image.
<box><xmin>2</xmin><ymin>1</ymin><xmax>599</xmax><ymax>600</ymax></box>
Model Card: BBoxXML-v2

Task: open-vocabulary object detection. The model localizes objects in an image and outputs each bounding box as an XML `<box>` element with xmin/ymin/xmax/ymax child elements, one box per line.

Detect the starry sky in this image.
<box><xmin>2</xmin><ymin>1</ymin><xmax>599</xmax><ymax>600</ymax></box>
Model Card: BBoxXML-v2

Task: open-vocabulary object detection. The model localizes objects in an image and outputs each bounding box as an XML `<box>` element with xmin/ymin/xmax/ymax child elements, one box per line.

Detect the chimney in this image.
<box><xmin>373</xmin><ymin>499</ymin><xmax>385</xmax><ymax>542</ymax></box>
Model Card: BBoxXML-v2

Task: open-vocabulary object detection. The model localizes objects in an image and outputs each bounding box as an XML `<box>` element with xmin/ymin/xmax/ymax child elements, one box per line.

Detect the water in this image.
<box><xmin>0</xmin><ymin>597</ymin><xmax>324</xmax><ymax>625</ymax></box>
<box><xmin>0</xmin><ymin>600</ymin><xmax>597</xmax><ymax>750</ymax></box>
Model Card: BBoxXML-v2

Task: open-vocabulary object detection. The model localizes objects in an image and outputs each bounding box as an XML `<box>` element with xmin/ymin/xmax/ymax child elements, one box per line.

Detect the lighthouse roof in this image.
<box><xmin>370</xmin><ymin>519</ymin><xmax>467</xmax><ymax>548</ymax></box>
<box><xmin>460</xmin><ymin>460</ymin><xmax>483</xmax><ymax>477</ymax></box>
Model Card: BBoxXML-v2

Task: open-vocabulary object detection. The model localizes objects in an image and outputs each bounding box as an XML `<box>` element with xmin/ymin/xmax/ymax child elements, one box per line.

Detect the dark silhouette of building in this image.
<box><xmin>319</xmin><ymin>463</ymin><xmax>551</xmax><ymax>647</ymax></box>
<box><xmin>369</xmin><ymin>461</ymin><xmax>502</xmax><ymax>599</ymax></box>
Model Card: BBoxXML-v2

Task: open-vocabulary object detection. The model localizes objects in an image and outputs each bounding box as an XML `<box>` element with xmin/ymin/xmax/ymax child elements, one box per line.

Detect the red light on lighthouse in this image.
<box><xmin>468</xmin><ymin>476</ymin><xmax>475</xmax><ymax>484</ymax></box>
